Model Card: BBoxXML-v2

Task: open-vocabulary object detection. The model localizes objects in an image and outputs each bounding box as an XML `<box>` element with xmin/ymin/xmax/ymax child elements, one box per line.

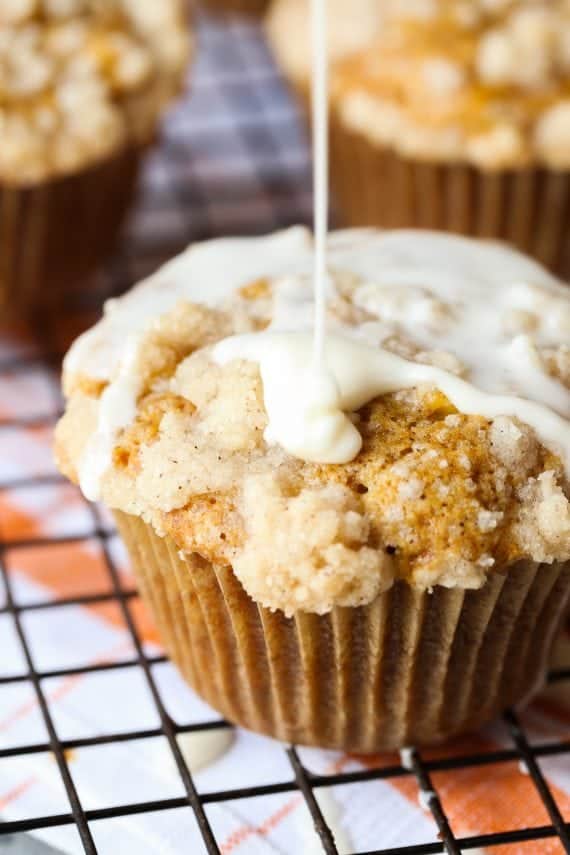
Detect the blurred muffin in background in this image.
<box><xmin>268</xmin><ymin>0</ymin><xmax>570</xmax><ymax>278</ymax></box>
<box><xmin>0</xmin><ymin>0</ymin><xmax>190</xmax><ymax>320</ymax></box>
<box><xmin>266</xmin><ymin>0</ymin><xmax>384</xmax><ymax>83</ymax></box>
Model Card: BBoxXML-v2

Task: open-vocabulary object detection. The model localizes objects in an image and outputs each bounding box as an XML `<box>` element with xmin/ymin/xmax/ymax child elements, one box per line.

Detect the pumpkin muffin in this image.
<box><xmin>267</xmin><ymin>0</ymin><xmax>570</xmax><ymax>277</ymax></box>
<box><xmin>0</xmin><ymin>0</ymin><xmax>190</xmax><ymax>319</ymax></box>
<box><xmin>55</xmin><ymin>227</ymin><xmax>570</xmax><ymax>750</ymax></box>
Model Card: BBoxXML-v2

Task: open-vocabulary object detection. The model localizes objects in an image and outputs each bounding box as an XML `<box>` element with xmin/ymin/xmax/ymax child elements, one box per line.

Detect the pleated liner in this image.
<box><xmin>0</xmin><ymin>146</ymin><xmax>142</xmax><ymax>320</ymax></box>
<box><xmin>328</xmin><ymin>107</ymin><xmax>570</xmax><ymax>280</ymax></box>
<box><xmin>115</xmin><ymin>511</ymin><xmax>570</xmax><ymax>751</ymax></box>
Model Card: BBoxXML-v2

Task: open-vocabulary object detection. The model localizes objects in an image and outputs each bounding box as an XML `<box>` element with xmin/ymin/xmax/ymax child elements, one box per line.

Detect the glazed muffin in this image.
<box><xmin>268</xmin><ymin>0</ymin><xmax>570</xmax><ymax>277</ymax></box>
<box><xmin>0</xmin><ymin>0</ymin><xmax>189</xmax><ymax>319</ymax></box>
<box><xmin>55</xmin><ymin>228</ymin><xmax>570</xmax><ymax>751</ymax></box>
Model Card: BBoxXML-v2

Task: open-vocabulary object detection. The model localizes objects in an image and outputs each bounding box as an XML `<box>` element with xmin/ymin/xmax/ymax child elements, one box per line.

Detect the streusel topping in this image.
<box><xmin>56</xmin><ymin>228</ymin><xmax>570</xmax><ymax>615</ymax></box>
<box><xmin>0</xmin><ymin>0</ymin><xmax>189</xmax><ymax>183</ymax></box>
<box><xmin>333</xmin><ymin>0</ymin><xmax>570</xmax><ymax>169</ymax></box>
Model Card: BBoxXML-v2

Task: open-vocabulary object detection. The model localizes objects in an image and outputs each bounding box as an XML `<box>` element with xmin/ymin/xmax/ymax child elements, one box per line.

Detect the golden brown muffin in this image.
<box><xmin>0</xmin><ymin>0</ymin><xmax>190</xmax><ymax>319</ymax></box>
<box><xmin>55</xmin><ymin>227</ymin><xmax>570</xmax><ymax>749</ymax></box>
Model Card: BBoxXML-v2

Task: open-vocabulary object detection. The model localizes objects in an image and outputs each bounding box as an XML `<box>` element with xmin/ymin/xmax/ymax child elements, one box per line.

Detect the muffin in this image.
<box><xmin>267</xmin><ymin>0</ymin><xmax>570</xmax><ymax>278</ymax></box>
<box><xmin>55</xmin><ymin>227</ymin><xmax>570</xmax><ymax>751</ymax></box>
<box><xmin>0</xmin><ymin>0</ymin><xmax>190</xmax><ymax>319</ymax></box>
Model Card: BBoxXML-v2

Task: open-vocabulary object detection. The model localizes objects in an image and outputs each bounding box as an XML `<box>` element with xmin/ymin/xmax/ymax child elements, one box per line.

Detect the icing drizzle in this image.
<box><xmin>213</xmin><ymin>330</ymin><xmax>570</xmax><ymax>471</ymax></box>
<box><xmin>68</xmin><ymin>228</ymin><xmax>570</xmax><ymax>498</ymax></box>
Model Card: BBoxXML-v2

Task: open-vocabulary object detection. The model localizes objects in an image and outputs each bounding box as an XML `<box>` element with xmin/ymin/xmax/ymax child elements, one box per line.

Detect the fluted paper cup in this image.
<box><xmin>328</xmin><ymin>107</ymin><xmax>570</xmax><ymax>280</ymax></box>
<box><xmin>0</xmin><ymin>146</ymin><xmax>142</xmax><ymax>321</ymax></box>
<box><xmin>115</xmin><ymin>511</ymin><xmax>570</xmax><ymax>751</ymax></box>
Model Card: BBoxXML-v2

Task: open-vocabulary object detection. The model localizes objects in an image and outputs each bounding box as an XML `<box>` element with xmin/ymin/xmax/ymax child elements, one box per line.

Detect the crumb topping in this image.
<box><xmin>55</xmin><ymin>233</ymin><xmax>570</xmax><ymax>615</ymax></box>
<box><xmin>329</xmin><ymin>0</ymin><xmax>570</xmax><ymax>168</ymax></box>
<box><xmin>0</xmin><ymin>0</ymin><xmax>189</xmax><ymax>183</ymax></box>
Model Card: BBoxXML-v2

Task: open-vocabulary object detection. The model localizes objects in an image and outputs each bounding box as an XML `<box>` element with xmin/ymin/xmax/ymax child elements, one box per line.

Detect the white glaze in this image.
<box><xmin>418</xmin><ymin>789</ymin><xmax>437</xmax><ymax>811</ymax></box>
<box><xmin>177</xmin><ymin>728</ymin><xmax>235</xmax><ymax>775</ymax></box>
<box><xmin>69</xmin><ymin>229</ymin><xmax>570</xmax><ymax>498</ymax></box>
<box><xmin>70</xmin><ymin>227</ymin><xmax>312</xmax><ymax>499</ymax></box>
<box><xmin>300</xmin><ymin>788</ymin><xmax>353</xmax><ymax>855</ymax></box>
<box><xmin>214</xmin><ymin>330</ymin><xmax>570</xmax><ymax>469</ymax></box>
<box><xmin>78</xmin><ymin>335</ymin><xmax>141</xmax><ymax>501</ymax></box>
<box><xmin>156</xmin><ymin>728</ymin><xmax>235</xmax><ymax>780</ymax></box>
<box><xmin>311</xmin><ymin>0</ymin><xmax>329</xmax><ymax>366</ymax></box>
<box><xmin>399</xmin><ymin>746</ymin><xmax>415</xmax><ymax>771</ymax></box>
<box><xmin>65</xmin><ymin>226</ymin><xmax>313</xmax><ymax>381</ymax></box>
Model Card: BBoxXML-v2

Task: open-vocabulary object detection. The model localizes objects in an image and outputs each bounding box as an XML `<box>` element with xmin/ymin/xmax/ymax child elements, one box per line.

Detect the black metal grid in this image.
<box><xmin>1</xmin><ymin>11</ymin><xmax>570</xmax><ymax>855</ymax></box>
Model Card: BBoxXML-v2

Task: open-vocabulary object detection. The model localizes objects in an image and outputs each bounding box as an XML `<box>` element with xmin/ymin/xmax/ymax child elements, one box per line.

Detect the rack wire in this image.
<box><xmin>1</xmin><ymin>12</ymin><xmax>570</xmax><ymax>855</ymax></box>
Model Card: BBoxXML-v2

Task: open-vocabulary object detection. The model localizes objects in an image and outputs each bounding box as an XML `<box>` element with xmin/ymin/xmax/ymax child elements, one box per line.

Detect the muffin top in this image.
<box><xmin>55</xmin><ymin>228</ymin><xmax>570</xmax><ymax>616</ymax></box>
<box><xmin>0</xmin><ymin>0</ymin><xmax>189</xmax><ymax>184</ymax></box>
<box><xmin>332</xmin><ymin>0</ymin><xmax>570</xmax><ymax>169</ymax></box>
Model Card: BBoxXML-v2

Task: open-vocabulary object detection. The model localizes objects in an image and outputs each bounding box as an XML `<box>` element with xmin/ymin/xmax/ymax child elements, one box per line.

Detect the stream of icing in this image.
<box><xmin>311</xmin><ymin>0</ymin><xmax>329</xmax><ymax>368</ymax></box>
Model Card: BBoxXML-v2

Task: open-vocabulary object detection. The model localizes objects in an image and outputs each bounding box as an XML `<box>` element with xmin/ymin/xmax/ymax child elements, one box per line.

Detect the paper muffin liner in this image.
<box><xmin>114</xmin><ymin>511</ymin><xmax>570</xmax><ymax>751</ymax></box>
<box><xmin>201</xmin><ymin>0</ymin><xmax>269</xmax><ymax>16</ymax></box>
<box><xmin>0</xmin><ymin>146</ymin><xmax>143</xmax><ymax>321</ymax></box>
<box><xmin>327</xmin><ymin>106</ymin><xmax>570</xmax><ymax>280</ymax></box>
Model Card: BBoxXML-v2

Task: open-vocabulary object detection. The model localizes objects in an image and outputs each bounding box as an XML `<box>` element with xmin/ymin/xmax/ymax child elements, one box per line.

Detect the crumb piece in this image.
<box><xmin>398</xmin><ymin>478</ymin><xmax>425</xmax><ymax>500</ymax></box>
<box><xmin>445</xmin><ymin>414</ymin><xmax>461</xmax><ymax>427</ymax></box>
<box><xmin>233</xmin><ymin>474</ymin><xmax>393</xmax><ymax>616</ymax></box>
<box><xmin>477</xmin><ymin>509</ymin><xmax>503</xmax><ymax>532</ymax></box>
<box><xmin>489</xmin><ymin>416</ymin><xmax>539</xmax><ymax>474</ymax></box>
<box><xmin>513</xmin><ymin>471</ymin><xmax>570</xmax><ymax>562</ymax></box>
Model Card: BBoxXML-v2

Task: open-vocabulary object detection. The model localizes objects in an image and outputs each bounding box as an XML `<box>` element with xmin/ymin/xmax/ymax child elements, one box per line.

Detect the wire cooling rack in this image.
<box><xmin>1</xmin><ymin>11</ymin><xmax>570</xmax><ymax>855</ymax></box>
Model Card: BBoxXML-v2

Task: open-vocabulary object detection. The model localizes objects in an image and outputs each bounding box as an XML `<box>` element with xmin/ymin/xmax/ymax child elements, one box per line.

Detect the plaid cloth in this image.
<box><xmin>1</xmin><ymin>12</ymin><xmax>569</xmax><ymax>855</ymax></box>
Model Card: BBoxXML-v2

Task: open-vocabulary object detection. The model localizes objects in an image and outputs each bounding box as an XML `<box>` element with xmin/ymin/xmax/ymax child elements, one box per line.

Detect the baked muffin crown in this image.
<box><xmin>332</xmin><ymin>0</ymin><xmax>570</xmax><ymax>169</ymax></box>
<box><xmin>56</xmin><ymin>228</ymin><xmax>570</xmax><ymax>615</ymax></box>
<box><xmin>0</xmin><ymin>0</ymin><xmax>190</xmax><ymax>184</ymax></box>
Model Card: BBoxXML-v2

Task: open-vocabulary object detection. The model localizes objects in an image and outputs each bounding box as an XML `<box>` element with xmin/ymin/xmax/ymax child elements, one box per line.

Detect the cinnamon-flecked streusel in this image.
<box><xmin>333</xmin><ymin>0</ymin><xmax>570</xmax><ymax>169</ymax></box>
<box><xmin>0</xmin><ymin>0</ymin><xmax>189</xmax><ymax>184</ymax></box>
<box><xmin>55</xmin><ymin>229</ymin><xmax>570</xmax><ymax>616</ymax></box>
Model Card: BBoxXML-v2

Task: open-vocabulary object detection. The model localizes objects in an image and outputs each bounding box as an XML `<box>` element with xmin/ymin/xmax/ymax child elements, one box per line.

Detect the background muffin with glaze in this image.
<box><xmin>0</xmin><ymin>0</ymin><xmax>189</xmax><ymax>319</ymax></box>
